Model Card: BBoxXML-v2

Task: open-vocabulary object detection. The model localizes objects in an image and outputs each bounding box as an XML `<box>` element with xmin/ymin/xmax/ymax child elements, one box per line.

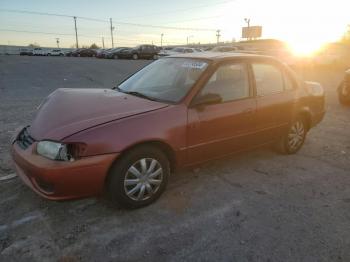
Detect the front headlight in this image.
<box><xmin>37</xmin><ymin>141</ymin><xmax>74</xmax><ymax>161</ymax></box>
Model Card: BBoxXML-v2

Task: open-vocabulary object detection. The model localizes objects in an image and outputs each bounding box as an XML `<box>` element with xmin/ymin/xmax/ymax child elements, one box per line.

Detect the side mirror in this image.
<box><xmin>191</xmin><ymin>93</ymin><xmax>222</xmax><ymax>107</ymax></box>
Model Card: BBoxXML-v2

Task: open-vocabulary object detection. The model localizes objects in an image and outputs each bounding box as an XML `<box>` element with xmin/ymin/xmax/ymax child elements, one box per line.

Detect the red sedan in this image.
<box><xmin>11</xmin><ymin>53</ymin><xmax>325</xmax><ymax>208</ymax></box>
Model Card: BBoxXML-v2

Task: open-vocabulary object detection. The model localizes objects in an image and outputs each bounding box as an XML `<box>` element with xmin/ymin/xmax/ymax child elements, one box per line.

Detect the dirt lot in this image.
<box><xmin>0</xmin><ymin>56</ymin><xmax>349</xmax><ymax>262</ymax></box>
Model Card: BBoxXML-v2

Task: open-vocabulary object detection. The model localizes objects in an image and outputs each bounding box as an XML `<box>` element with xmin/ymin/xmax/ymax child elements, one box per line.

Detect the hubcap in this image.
<box><xmin>124</xmin><ymin>158</ymin><xmax>163</xmax><ymax>201</ymax></box>
<box><xmin>288</xmin><ymin>121</ymin><xmax>305</xmax><ymax>150</ymax></box>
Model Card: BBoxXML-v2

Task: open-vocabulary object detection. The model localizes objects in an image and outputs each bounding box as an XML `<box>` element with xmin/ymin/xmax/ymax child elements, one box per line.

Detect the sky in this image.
<box><xmin>0</xmin><ymin>0</ymin><xmax>349</xmax><ymax>55</ymax></box>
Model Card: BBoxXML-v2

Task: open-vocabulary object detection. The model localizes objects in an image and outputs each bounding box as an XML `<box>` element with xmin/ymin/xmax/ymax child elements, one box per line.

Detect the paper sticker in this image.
<box><xmin>181</xmin><ymin>61</ymin><xmax>207</xmax><ymax>69</ymax></box>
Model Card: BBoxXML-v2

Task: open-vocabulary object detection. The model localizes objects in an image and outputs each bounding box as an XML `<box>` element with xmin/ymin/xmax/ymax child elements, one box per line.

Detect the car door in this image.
<box><xmin>140</xmin><ymin>45</ymin><xmax>149</xmax><ymax>58</ymax></box>
<box><xmin>251</xmin><ymin>62</ymin><xmax>297</xmax><ymax>144</ymax></box>
<box><xmin>187</xmin><ymin>62</ymin><xmax>257</xmax><ymax>164</ymax></box>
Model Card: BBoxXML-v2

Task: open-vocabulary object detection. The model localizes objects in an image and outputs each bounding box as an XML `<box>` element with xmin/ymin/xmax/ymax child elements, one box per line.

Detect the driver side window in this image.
<box><xmin>200</xmin><ymin>63</ymin><xmax>250</xmax><ymax>102</ymax></box>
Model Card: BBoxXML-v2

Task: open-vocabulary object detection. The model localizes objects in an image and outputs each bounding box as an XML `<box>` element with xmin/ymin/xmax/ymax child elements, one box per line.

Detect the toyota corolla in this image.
<box><xmin>11</xmin><ymin>53</ymin><xmax>325</xmax><ymax>208</ymax></box>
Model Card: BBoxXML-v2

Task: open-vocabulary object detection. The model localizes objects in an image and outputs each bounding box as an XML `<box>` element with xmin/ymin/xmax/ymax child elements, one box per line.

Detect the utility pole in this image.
<box><xmin>73</xmin><ymin>16</ymin><xmax>79</xmax><ymax>48</ymax></box>
<box><xmin>216</xmin><ymin>30</ymin><xmax>221</xmax><ymax>44</ymax></box>
<box><xmin>186</xmin><ymin>35</ymin><xmax>193</xmax><ymax>46</ymax></box>
<box><xmin>244</xmin><ymin>18</ymin><xmax>251</xmax><ymax>40</ymax></box>
<box><xmin>56</xmin><ymin>38</ymin><xmax>60</xmax><ymax>48</ymax></box>
<box><xmin>160</xmin><ymin>33</ymin><xmax>164</xmax><ymax>47</ymax></box>
<box><xmin>102</xmin><ymin>37</ymin><xmax>105</xmax><ymax>48</ymax></box>
<box><xmin>110</xmin><ymin>18</ymin><xmax>115</xmax><ymax>48</ymax></box>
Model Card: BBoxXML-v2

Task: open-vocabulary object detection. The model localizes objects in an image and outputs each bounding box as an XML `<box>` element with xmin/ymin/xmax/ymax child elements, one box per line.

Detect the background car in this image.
<box><xmin>104</xmin><ymin>47</ymin><xmax>129</xmax><ymax>59</ymax></box>
<box><xmin>210</xmin><ymin>46</ymin><xmax>239</xmax><ymax>52</ymax></box>
<box><xmin>33</xmin><ymin>48</ymin><xmax>48</xmax><ymax>56</ymax></box>
<box><xmin>159</xmin><ymin>47</ymin><xmax>200</xmax><ymax>56</ymax></box>
<box><xmin>47</xmin><ymin>49</ymin><xmax>65</xmax><ymax>56</ymax></box>
<box><xmin>19</xmin><ymin>48</ymin><xmax>33</xmax><ymax>56</ymax></box>
<box><xmin>117</xmin><ymin>44</ymin><xmax>159</xmax><ymax>60</ymax></box>
<box><xmin>96</xmin><ymin>48</ymin><xmax>112</xmax><ymax>58</ymax></box>
<box><xmin>71</xmin><ymin>48</ymin><xmax>97</xmax><ymax>57</ymax></box>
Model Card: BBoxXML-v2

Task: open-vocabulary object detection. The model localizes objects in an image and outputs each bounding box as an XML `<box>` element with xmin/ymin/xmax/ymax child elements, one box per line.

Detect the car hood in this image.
<box><xmin>29</xmin><ymin>88</ymin><xmax>169</xmax><ymax>141</ymax></box>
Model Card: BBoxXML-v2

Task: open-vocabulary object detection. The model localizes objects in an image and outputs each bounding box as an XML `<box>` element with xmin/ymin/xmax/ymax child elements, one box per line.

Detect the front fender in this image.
<box><xmin>62</xmin><ymin>105</ymin><xmax>188</xmax><ymax>159</ymax></box>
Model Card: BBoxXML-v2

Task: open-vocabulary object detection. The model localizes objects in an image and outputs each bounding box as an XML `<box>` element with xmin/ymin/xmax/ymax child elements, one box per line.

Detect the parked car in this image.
<box><xmin>33</xmin><ymin>48</ymin><xmax>48</xmax><ymax>56</ymax></box>
<box><xmin>211</xmin><ymin>46</ymin><xmax>239</xmax><ymax>52</ymax></box>
<box><xmin>96</xmin><ymin>48</ymin><xmax>112</xmax><ymax>58</ymax></box>
<box><xmin>71</xmin><ymin>48</ymin><xmax>97</xmax><ymax>57</ymax></box>
<box><xmin>338</xmin><ymin>69</ymin><xmax>350</xmax><ymax>105</ymax></box>
<box><xmin>105</xmin><ymin>47</ymin><xmax>129</xmax><ymax>59</ymax></box>
<box><xmin>117</xmin><ymin>45</ymin><xmax>159</xmax><ymax>60</ymax></box>
<box><xmin>11</xmin><ymin>53</ymin><xmax>325</xmax><ymax>208</ymax></box>
<box><xmin>64</xmin><ymin>50</ymin><xmax>74</xmax><ymax>57</ymax></box>
<box><xmin>19</xmin><ymin>48</ymin><xmax>33</xmax><ymax>56</ymax></box>
<box><xmin>48</xmin><ymin>49</ymin><xmax>65</xmax><ymax>56</ymax></box>
<box><xmin>159</xmin><ymin>47</ymin><xmax>200</xmax><ymax>57</ymax></box>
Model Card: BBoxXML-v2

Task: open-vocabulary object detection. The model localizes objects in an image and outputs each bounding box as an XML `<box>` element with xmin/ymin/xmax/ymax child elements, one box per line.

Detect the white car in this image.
<box><xmin>33</xmin><ymin>48</ymin><xmax>48</xmax><ymax>56</ymax></box>
<box><xmin>159</xmin><ymin>47</ymin><xmax>200</xmax><ymax>56</ymax></box>
<box><xmin>48</xmin><ymin>49</ymin><xmax>65</xmax><ymax>56</ymax></box>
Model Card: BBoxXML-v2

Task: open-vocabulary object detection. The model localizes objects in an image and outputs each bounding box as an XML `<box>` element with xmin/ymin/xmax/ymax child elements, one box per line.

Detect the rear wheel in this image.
<box><xmin>338</xmin><ymin>81</ymin><xmax>350</xmax><ymax>106</ymax></box>
<box><xmin>132</xmin><ymin>53</ymin><xmax>139</xmax><ymax>60</ymax></box>
<box><xmin>276</xmin><ymin>117</ymin><xmax>307</xmax><ymax>154</ymax></box>
<box><xmin>107</xmin><ymin>146</ymin><xmax>169</xmax><ymax>209</ymax></box>
<box><xmin>153</xmin><ymin>54</ymin><xmax>159</xmax><ymax>60</ymax></box>
<box><xmin>113</xmin><ymin>54</ymin><xmax>119</xmax><ymax>59</ymax></box>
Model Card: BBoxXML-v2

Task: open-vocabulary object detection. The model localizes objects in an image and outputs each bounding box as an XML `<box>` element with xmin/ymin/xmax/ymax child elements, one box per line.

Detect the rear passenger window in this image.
<box><xmin>252</xmin><ymin>64</ymin><xmax>284</xmax><ymax>96</ymax></box>
<box><xmin>200</xmin><ymin>63</ymin><xmax>250</xmax><ymax>102</ymax></box>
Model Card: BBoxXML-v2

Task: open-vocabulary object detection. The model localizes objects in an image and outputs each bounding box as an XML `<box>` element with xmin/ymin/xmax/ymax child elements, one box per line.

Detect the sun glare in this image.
<box><xmin>287</xmin><ymin>39</ymin><xmax>325</xmax><ymax>57</ymax></box>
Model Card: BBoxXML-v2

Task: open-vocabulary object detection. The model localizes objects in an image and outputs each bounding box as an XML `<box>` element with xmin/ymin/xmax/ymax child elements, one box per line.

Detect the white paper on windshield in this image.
<box><xmin>181</xmin><ymin>61</ymin><xmax>207</xmax><ymax>70</ymax></box>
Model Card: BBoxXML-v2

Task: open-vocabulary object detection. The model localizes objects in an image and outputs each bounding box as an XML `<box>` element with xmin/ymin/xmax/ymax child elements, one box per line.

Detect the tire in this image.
<box><xmin>107</xmin><ymin>146</ymin><xmax>170</xmax><ymax>209</ymax></box>
<box><xmin>276</xmin><ymin>117</ymin><xmax>307</xmax><ymax>154</ymax></box>
<box><xmin>132</xmin><ymin>53</ymin><xmax>139</xmax><ymax>60</ymax></box>
<box><xmin>153</xmin><ymin>54</ymin><xmax>159</xmax><ymax>60</ymax></box>
<box><xmin>113</xmin><ymin>54</ymin><xmax>119</xmax><ymax>59</ymax></box>
<box><xmin>338</xmin><ymin>81</ymin><xmax>350</xmax><ymax>106</ymax></box>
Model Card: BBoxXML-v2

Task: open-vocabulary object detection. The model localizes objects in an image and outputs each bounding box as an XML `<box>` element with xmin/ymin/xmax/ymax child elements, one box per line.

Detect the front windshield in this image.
<box><xmin>118</xmin><ymin>58</ymin><xmax>208</xmax><ymax>103</ymax></box>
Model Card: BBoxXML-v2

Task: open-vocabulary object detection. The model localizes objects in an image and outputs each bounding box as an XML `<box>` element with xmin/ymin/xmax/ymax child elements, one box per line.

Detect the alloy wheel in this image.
<box><xmin>288</xmin><ymin>120</ymin><xmax>305</xmax><ymax>151</ymax></box>
<box><xmin>124</xmin><ymin>158</ymin><xmax>163</xmax><ymax>201</ymax></box>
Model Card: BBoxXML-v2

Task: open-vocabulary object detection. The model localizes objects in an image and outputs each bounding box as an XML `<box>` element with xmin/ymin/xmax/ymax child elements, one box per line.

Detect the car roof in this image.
<box><xmin>168</xmin><ymin>52</ymin><xmax>278</xmax><ymax>62</ymax></box>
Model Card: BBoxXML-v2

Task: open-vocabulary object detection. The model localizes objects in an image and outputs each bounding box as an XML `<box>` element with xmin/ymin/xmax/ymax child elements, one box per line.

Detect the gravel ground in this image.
<box><xmin>0</xmin><ymin>56</ymin><xmax>349</xmax><ymax>262</ymax></box>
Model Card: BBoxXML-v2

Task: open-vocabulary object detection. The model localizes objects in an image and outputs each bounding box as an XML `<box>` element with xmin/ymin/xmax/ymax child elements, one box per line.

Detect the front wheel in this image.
<box><xmin>153</xmin><ymin>54</ymin><xmax>159</xmax><ymax>60</ymax></box>
<box><xmin>132</xmin><ymin>53</ymin><xmax>139</xmax><ymax>60</ymax></box>
<box><xmin>276</xmin><ymin>118</ymin><xmax>307</xmax><ymax>154</ymax></box>
<box><xmin>107</xmin><ymin>146</ymin><xmax>169</xmax><ymax>209</ymax></box>
<box><xmin>113</xmin><ymin>54</ymin><xmax>119</xmax><ymax>59</ymax></box>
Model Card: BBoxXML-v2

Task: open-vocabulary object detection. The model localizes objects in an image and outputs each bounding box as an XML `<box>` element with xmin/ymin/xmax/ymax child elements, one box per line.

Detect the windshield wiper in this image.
<box><xmin>123</xmin><ymin>91</ymin><xmax>159</xmax><ymax>101</ymax></box>
<box><xmin>114</xmin><ymin>87</ymin><xmax>164</xmax><ymax>102</ymax></box>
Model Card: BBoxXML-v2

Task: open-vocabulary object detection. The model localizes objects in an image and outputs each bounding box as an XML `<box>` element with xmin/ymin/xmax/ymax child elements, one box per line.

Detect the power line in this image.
<box><xmin>117</xmin><ymin>0</ymin><xmax>235</xmax><ymax>20</ymax></box>
<box><xmin>0</xmin><ymin>28</ymin><xmax>187</xmax><ymax>45</ymax></box>
<box><xmin>112</xmin><ymin>21</ymin><xmax>216</xmax><ymax>32</ymax></box>
<box><xmin>0</xmin><ymin>8</ymin><xmax>216</xmax><ymax>31</ymax></box>
<box><xmin>163</xmin><ymin>15</ymin><xmax>222</xmax><ymax>25</ymax></box>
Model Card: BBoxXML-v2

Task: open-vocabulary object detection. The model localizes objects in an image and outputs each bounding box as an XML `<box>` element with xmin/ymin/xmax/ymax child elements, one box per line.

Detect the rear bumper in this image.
<box><xmin>12</xmin><ymin>142</ymin><xmax>119</xmax><ymax>200</ymax></box>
